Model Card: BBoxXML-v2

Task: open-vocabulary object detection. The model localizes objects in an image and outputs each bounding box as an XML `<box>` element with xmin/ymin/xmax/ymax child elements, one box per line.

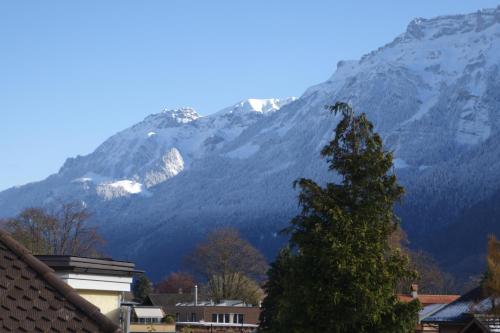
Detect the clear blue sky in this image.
<box><xmin>1</xmin><ymin>1</ymin><xmax>499</xmax><ymax>190</ymax></box>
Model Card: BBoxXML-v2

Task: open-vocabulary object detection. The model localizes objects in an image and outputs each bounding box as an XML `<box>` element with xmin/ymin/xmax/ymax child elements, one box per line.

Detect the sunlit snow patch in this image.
<box><xmin>108</xmin><ymin>180</ymin><xmax>143</xmax><ymax>194</ymax></box>
<box><xmin>96</xmin><ymin>179</ymin><xmax>148</xmax><ymax>200</ymax></box>
<box><xmin>73</xmin><ymin>177</ymin><xmax>93</xmax><ymax>183</ymax></box>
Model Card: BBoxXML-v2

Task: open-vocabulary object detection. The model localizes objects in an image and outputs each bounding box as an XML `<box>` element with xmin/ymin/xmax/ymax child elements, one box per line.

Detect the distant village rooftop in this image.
<box><xmin>175</xmin><ymin>321</ymin><xmax>259</xmax><ymax>329</ymax></box>
<box><xmin>176</xmin><ymin>299</ymin><xmax>256</xmax><ymax>307</ymax></box>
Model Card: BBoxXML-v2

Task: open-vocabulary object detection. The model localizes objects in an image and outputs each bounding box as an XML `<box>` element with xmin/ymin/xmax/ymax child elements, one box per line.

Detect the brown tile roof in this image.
<box><xmin>398</xmin><ymin>294</ymin><xmax>460</xmax><ymax>306</ymax></box>
<box><xmin>0</xmin><ymin>228</ymin><xmax>122</xmax><ymax>333</ymax></box>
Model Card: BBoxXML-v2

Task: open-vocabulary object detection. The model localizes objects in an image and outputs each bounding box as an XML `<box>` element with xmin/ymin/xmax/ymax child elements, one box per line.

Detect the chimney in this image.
<box><xmin>194</xmin><ymin>285</ymin><xmax>198</xmax><ymax>306</ymax></box>
<box><xmin>411</xmin><ymin>284</ymin><xmax>418</xmax><ymax>299</ymax></box>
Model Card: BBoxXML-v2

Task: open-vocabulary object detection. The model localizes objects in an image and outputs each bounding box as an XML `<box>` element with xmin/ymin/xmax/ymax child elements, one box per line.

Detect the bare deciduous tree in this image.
<box><xmin>185</xmin><ymin>228</ymin><xmax>267</xmax><ymax>304</ymax></box>
<box><xmin>484</xmin><ymin>235</ymin><xmax>500</xmax><ymax>299</ymax></box>
<box><xmin>155</xmin><ymin>272</ymin><xmax>196</xmax><ymax>294</ymax></box>
<box><xmin>1</xmin><ymin>207</ymin><xmax>57</xmax><ymax>255</ymax></box>
<box><xmin>391</xmin><ymin>226</ymin><xmax>457</xmax><ymax>293</ymax></box>
<box><xmin>1</xmin><ymin>202</ymin><xmax>104</xmax><ymax>256</ymax></box>
<box><xmin>54</xmin><ymin>202</ymin><xmax>102</xmax><ymax>256</ymax></box>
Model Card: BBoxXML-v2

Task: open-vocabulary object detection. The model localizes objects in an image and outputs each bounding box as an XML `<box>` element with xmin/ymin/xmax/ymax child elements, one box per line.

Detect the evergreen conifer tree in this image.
<box><xmin>132</xmin><ymin>274</ymin><xmax>153</xmax><ymax>303</ymax></box>
<box><xmin>260</xmin><ymin>103</ymin><xmax>420</xmax><ymax>333</ymax></box>
<box><xmin>259</xmin><ymin>248</ymin><xmax>295</xmax><ymax>332</ymax></box>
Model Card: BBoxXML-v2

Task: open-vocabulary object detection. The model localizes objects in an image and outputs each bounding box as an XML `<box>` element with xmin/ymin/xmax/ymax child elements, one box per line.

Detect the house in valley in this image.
<box><xmin>145</xmin><ymin>286</ymin><xmax>260</xmax><ymax>332</ymax></box>
<box><xmin>398</xmin><ymin>284</ymin><xmax>460</xmax><ymax>333</ymax></box>
<box><xmin>421</xmin><ymin>287</ymin><xmax>500</xmax><ymax>333</ymax></box>
<box><xmin>173</xmin><ymin>299</ymin><xmax>260</xmax><ymax>333</ymax></box>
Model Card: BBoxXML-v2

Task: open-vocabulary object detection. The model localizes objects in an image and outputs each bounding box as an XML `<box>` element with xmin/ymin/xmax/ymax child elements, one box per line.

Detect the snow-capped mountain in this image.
<box><xmin>2</xmin><ymin>97</ymin><xmax>295</xmax><ymax>204</ymax></box>
<box><xmin>69</xmin><ymin>97</ymin><xmax>296</xmax><ymax>194</ymax></box>
<box><xmin>2</xmin><ymin>7</ymin><xmax>500</xmax><ymax>280</ymax></box>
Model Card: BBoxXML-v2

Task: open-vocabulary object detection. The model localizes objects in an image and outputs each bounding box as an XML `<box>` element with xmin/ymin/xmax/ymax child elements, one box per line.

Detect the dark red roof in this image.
<box><xmin>0</xmin><ymin>228</ymin><xmax>122</xmax><ymax>332</ymax></box>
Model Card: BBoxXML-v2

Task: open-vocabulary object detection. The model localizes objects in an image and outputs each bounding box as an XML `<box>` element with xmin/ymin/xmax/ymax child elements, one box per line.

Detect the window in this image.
<box><xmin>233</xmin><ymin>313</ymin><xmax>238</xmax><ymax>323</ymax></box>
<box><xmin>218</xmin><ymin>314</ymin><xmax>224</xmax><ymax>323</ymax></box>
<box><xmin>191</xmin><ymin>313</ymin><xmax>197</xmax><ymax>322</ymax></box>
<box><xmin>212</xmin><ymin>314</ymin><xmax>217</xmax><ymax>323</ymax></box>
<box><xmin>224</xmin><ymin>314</ymin><xmax>230</xmax><ymax>323</ymax></box>
<box><xmin>135</xmin><ymin>317</ymin><xmax>162</xmax><ymax>324</ymax></box>
<box><xmin>176</xmin><ymin>313</ymin><xmax>180</xmax><ymax>321</ymax></box>
<box><xmin>237</xmin><ymin>314</ymin><xmax>244</xmax><ymax>324</ymax></box>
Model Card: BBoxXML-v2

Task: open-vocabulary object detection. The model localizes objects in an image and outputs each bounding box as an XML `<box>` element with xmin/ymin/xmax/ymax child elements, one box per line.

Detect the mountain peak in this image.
<box><xmin>216</xmin><ymin>97</ymin><xmax>296</xmax><ymax>116</ymax></box>
<box><xmin>402</xmin><ymin>6</ymin><xmax>500</xmax><ymax>41</ymax></box>
<box><xmin>159</xmin><ymin>107</ymin><xmax>200</xmax><ymax>123</ymax></box>
<box><xmin>142</xmin><ymin>107</ymin><xmax>200</xmax><ymax>128</ymax></box>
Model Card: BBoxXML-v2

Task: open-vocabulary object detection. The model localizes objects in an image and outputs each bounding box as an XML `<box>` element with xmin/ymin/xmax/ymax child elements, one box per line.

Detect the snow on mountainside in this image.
<box><xmin>2</xmin><ymin>7</ymin><xmax>500</xmax><ymax>280</ymax></box>
<box><xmin>48</xmin><ymin>97</ymin><xmax>295</xmax><ymax>201</ymax></box>
<box><xmin>0</xmin><ymin>97</ymin><xmax>294</xmax><ymax>217</ymax></box>
<box><xmin>215</xmin><ymin>98</ymin><xmax>296</xmax><ymax>116</ymax></box>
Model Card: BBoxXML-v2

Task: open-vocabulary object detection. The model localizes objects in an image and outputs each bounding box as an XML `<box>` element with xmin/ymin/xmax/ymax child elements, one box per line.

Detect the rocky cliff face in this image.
<box><xmin>2</xmin><ymin>8</ymin><xmax>500</xmax><ymax>280</ymax></box>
